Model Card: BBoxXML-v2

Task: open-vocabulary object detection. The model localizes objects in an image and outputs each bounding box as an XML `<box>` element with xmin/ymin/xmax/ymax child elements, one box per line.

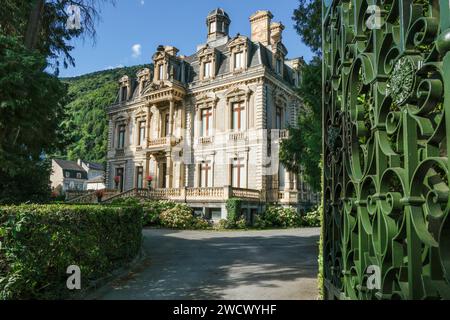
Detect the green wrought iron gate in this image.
<box><xmin>322</xmin><ymin>0</ymin><xmax>450</xmax><ymax>299</ymax></box>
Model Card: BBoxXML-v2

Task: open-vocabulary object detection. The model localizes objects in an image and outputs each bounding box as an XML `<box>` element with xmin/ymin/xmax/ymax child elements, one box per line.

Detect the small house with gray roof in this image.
<box><xmin>51</xmin><ymin>159</ymin><xmax>105</xmax><ymax>193</ymax></box>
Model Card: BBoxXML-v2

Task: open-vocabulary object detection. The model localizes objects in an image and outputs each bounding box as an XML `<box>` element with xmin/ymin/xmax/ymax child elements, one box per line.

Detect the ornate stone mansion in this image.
<box><xmin>105</xmin><ymin>9</ymin><xmax>319</xmax><ymax>219</ymax></box>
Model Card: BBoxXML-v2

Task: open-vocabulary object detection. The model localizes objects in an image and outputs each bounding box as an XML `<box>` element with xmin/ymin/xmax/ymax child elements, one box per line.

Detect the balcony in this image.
<box><xmin>228</xmin><ymin>131</ymin><xmax>247</xmax><ymax>142</ymax></box>
<box><xmin>197</xmin><ymin>136</ymin><xmax>213</xmax><ymax>145</ymax></box>
<box><xmin>103</xmin><ymin>186</ymin><xmax>262</xmax><ymax>204</ymax></box>
<box><xmin>147</xmin><ymin>136</ymin><xmax>180</xmax><ymax>151</ymax></box>
<box><xmin>278</xmin><ymin>190</ymin><xmax>300</xmax><ymax>204</ymax></box>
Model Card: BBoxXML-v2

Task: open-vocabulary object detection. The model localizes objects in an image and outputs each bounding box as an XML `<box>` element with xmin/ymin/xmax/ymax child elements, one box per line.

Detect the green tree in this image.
<box><xmin>292</xmin><ymin>0</ymin><xmax>322</xmax><ymax>55</ymax></box>
<box><xmin>280</xmin><ymin>0</ymin><xmax>322</xmax><ymax>191</ymax></box>
<box><xmin>0</xmin><ymin>0</ymin><xmax>113</xmax><ymax>203</ymax></box>
<box><xmin>59</xmin><ymin>65</ymin><xmax>151</xmax><ymax>164</ymax></box>
<box><xmin>0</xmin><ymin>33</ymin><xmax>67</xmax><ymax>203</ymax></box>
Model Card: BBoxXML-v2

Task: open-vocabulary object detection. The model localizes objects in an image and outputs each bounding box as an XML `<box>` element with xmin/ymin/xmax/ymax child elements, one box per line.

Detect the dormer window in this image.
<box><xmin>228</xmin><ymin>36</ymin><xmax>249</xmax><ymax>72</ymax></box>
<box><xmin>209</xmin><ymin>21</ymin><xmax>216</xmax><ymax>34</ymax></box>
<box><xmin>276</xmin><ymin>58</ymin><xmax>283</xmax><ymax>74</ymax></box>
<box><xmin>234</xmin><ymin>52</ymin><xmax>244</xmax><ymax>70</ymax></box>
<box><xmin>158</xmin><ymin>64</ymin><xmax>164</xmax><ymax>80</ymax></box>
<box><xmin>121</xmin><ymin>86</ymin><xmax>127</xmax><ymax>102</ymax></box>
<box><xmin>204</xmin><ymin>61</ymin><xmax>212</xmax><ymax>79</ymax></box>
<box><xmin>198</xmin><ymin>46</ymin><xmax>217</xmax><ymax>80</ymax></box>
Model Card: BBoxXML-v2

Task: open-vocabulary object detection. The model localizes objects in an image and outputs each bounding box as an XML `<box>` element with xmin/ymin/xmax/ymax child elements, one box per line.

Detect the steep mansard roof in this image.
<box><xmin>119</xmin><ymin>37</ymin><xmax>300</xmax><ymax>103</ymax></box>
<box><xmin>182</xmin><ymin>40</ymin><xmax>296</xmax><ymax>84</ymax></box>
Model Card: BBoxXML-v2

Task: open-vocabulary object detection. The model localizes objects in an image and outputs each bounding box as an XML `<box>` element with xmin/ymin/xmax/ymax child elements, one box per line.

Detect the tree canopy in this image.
<box><xmin>280</xmin><ymin>0</ymin><xmax>322</xmax><ymax>191</ymax></box>
<box><xmin>0</xmin><ymin>0</ymin><xmax>113</xmax><ymax>203</ymax></box>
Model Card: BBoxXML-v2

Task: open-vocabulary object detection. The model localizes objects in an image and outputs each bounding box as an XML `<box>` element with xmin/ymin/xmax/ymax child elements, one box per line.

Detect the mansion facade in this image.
<box><xmin>105</xmin><ymin>9</ymin><xmax>319</xmax><ymax>219</ymax></box>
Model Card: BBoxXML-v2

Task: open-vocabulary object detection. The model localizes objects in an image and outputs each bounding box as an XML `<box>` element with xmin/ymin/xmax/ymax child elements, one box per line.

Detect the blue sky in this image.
<box><xmin>58</xmin><ymin>0</ymin><xmax>312</xmax><ymax>78</ymax></box>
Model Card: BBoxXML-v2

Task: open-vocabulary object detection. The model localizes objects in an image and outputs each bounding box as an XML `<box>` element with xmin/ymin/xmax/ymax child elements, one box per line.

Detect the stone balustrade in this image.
<box><xmin>228</xmin><ymin>131</ymin><xmax>247</xmax><ymax>141</ymax></box>
<box><xmin>148</xmin><ymin>136</ymin><xmax>170</xmax><ymax>147</ymax></box>
<box><xmin>197</xmin><ymin>136</ymin><xmax>214</xmax><ymax>144</ymax></box>
<box><xmin>231</xmin><ymin>188</ymin><xmax>260</xmax><ymax>200</ymax></box>
<box><xmin>186</xmin><ymin>187</ymin><xmax>224</xmax><ymax>200</ymax></box>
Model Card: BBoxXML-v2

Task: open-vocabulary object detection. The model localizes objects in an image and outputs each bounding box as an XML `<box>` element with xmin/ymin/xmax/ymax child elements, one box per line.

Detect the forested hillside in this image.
<box><xmin>60</xmin><ymin>64</ymin><xmax>152</xmax><ymax>164</ymax></box>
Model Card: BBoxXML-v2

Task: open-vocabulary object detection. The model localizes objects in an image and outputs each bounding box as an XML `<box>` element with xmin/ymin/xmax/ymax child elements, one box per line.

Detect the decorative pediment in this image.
<box><xmin>119</xmin><ymin>75</ymin><xmax>130</xmax><ymax>84</ymax></box>
<box><xmin>227</xmin><ymin>35</ymin><xmax>249</xmax><ymax>51</ymax></box>
<box><xmin>134</xmin><ymin>106</ymin><xmax>147</xmax><ymax>118</ymax></box>
<box><xmin>273</xmin><ymin>88</ymin><xmax>288</xmax><ymax>107</ymax></box>
<box><xmin>113</xmin><ymin>112</ymin><xmax>130</xmax><ymax>123</ymax></box>
<box><xmin>137</xmin><ymin>68</ymin><xmax>151</xmax><ymax>78</ymax></box>
<box><xmin>197</xmin><ymin>45</ymin><xmax>216</xmax><ymax>58</ymax></box>
<box><xmin>225</xmin><ymin>85</ymin><xmax>253</xmax><ymax>101</ymax></box>
<box><xmin>195</xmin><ymin>92</ymin><xmax>219</xmax><ymax>110</ymax></box>
<box><xmin>152</xmin><ymin>50</ymin><xmax>167</xmax><ymax>62</ymax></box>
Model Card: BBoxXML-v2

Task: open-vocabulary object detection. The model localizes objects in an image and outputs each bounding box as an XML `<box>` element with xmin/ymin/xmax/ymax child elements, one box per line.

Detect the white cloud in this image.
<box><xmin>105</xmin><ymin>64</ymin><xmax>124</xmax><ymax>70</ymax></box>
<box><xmin>131</xmin><ymin>44</ymin><xmax>142</xmax><ymax>58</ymax></box>
<box><xmin>140</xmin><ymin>0</ymin><xmax>145</xmax><ymax>5</ymax></box>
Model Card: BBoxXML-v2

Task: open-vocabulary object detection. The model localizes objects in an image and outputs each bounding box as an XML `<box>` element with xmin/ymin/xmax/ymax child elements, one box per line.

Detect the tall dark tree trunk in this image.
<box><xmin>24</xmin><ymin>0</ymin><xmax>45</xmax><ymax>50</ymax></box>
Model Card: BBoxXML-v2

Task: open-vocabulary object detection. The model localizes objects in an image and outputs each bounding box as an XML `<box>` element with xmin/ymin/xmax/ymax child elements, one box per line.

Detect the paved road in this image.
<box><xmin>92</xmin><ymin>228</ymin><xmax>320</xmax><ymax>300</ymax></box>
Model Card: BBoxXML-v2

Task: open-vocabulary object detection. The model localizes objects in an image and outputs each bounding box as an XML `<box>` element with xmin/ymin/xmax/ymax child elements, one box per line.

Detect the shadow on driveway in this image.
<box><xmin>93</xmin><ymin>228</ymin><xmax>320</xmax><ymax>300</ymax></box>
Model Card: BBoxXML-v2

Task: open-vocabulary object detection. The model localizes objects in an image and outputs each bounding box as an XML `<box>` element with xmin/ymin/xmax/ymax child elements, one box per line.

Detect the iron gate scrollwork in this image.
<box><xmin>322</xmin><ymin>0</ymin><xmax>450</xmax><ymax>299</ymax></box>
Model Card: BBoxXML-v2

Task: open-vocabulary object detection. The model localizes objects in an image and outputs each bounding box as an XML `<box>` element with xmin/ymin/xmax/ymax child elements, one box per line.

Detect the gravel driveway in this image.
<box><xmin>91</xmin><ymin>228</ymin><xmax>320</xmax><ymax>300</ymax></box>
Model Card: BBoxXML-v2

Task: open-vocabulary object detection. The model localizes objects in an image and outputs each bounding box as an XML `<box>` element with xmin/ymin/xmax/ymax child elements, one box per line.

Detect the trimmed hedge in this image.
<box><xmin>0</xmin><ymin>204</ymin><xmax>143</xmax><ymax>300</ymax></box>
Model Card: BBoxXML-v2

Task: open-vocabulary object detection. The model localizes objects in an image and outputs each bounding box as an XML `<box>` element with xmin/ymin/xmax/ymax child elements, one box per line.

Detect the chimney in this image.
<box><xmin>249</xmin><ymin>10</ymin><xmax>273</xmax><ymax>46</ymax></box>
<box><xmin>270</xmin><ymin>22</ymin><xmax>284</xmax><ymax>47</ymax></box>
<box><xmin>164</xmin><ymin>46</ymin><xmax>179</xmax><ymax>57</ymax></box>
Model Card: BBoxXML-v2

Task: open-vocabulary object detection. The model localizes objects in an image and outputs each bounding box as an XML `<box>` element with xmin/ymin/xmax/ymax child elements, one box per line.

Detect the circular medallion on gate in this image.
<box><xmin>386</xmin><ymin>56</ymin><xmax>418</xmax><ymax>105</ymax></box>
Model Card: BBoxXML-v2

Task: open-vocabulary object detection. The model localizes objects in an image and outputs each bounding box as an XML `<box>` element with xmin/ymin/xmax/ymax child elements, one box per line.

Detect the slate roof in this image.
<box><xmin>54</xmin><ymin>159</ymin><xmax>84</xmax><ymax>172</ymax></box>
<box><xmin>208</xmin><ymin>8</ymin><xmax>229</xmax><ymax>18</ymax></box>
<box><xmin>84</xmin><ymin>161</ymin><xmax>104</xmax><ymax>171</ymax></box>
<box><xmin>119</xmin><ymin>13</ymin><xmax>301</xmax><ymax>103</ymax></box>
<box><xmin>53</xmin><ymin>159</ymin><xmax>104</xmax><ymax>173</ymax></box>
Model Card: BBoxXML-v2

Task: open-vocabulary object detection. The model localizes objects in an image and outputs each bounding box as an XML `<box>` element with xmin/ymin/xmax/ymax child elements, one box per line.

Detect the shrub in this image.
<box><xmin>252</xmin><ymin>214</ymin><xmax>267</xmax><ymax>229</ymax></box>
<box><xmin>0</xmin><ymin>204</ymin><xmax>143</xmax><ymax>300</ymax></box>
<box><xmin>192</xmin><ymin>217</ymin><xmax>211</xmax><ymax>230</ymax></box>
<box><xmin>235</xmin><ymin>217</ymin><xmax>247</xmax><ymax>229</ymax></box>
<box><xmin>159</xmin><ymin>204</ymin><xmax>195</xmax><ymax>229</ymax></box>
<box><xmin>225</xmin><ymin>198</ymin><xmax>242</xmax><ymax>223</ymax></box>
<box><xmin>142</xmin><ymin>200</ymin><xmax>176</xmax><ymax>226</ymax></box>
<box><xmin>263</xmin><ymin>205</ymin><xmax>302</xmax><ymax>228</ymax></box>
<box><xmin>302</xmin><ymin>206</ymin><xmax>322</xmax><ymax>227</ymax></box>
<box><xmin>214</xmin><ymin>219</ymin><xmax>229</xmax><ymax>230</ymax></box>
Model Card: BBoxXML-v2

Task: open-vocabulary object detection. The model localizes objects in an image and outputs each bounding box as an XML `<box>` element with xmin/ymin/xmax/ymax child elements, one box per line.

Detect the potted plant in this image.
<box><xmin>114</xmin><ymin>176</ymin><xmax>120</xmax><ymax>189</ymax></box>
<box><xmin>146</xmin><ymin>175</ymin><xmax>153</xmax><ymax>190</ymax></box>
<box><xmin>95</xmin><ymin>189</ymin><xmax>105</xmax><ymax>203</ymax></box>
